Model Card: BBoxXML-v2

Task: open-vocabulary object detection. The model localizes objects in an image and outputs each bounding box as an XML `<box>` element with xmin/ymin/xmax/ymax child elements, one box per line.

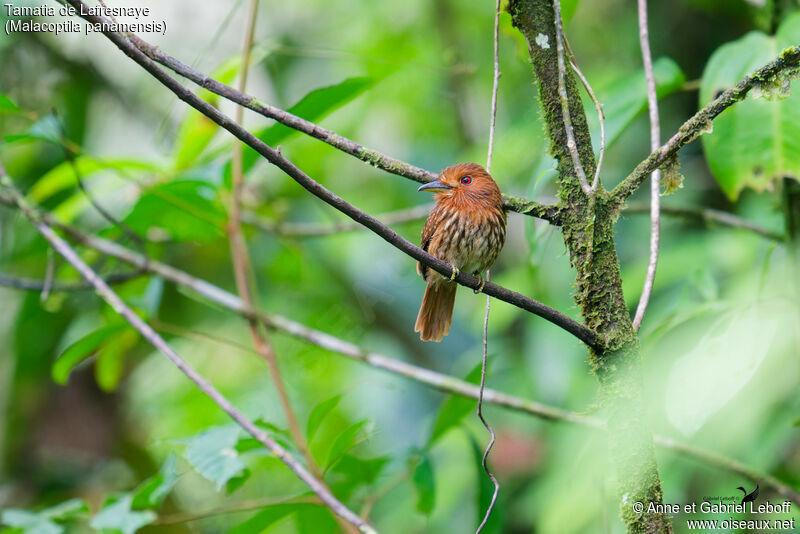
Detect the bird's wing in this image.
<box><xmin>417</xmin><ymin>206</ymin><xmax>441</xmax><ymax>279</ymax></box>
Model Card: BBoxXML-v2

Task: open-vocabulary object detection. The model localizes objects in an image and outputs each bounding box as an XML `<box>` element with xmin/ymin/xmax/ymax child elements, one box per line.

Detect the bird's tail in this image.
<box><xmin>415</xmin><ymin>281</ymin><xmax>457</xmax><ymax>342</ymax></box>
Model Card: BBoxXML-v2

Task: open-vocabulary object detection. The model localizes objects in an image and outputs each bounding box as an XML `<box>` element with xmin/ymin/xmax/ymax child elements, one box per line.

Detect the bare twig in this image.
<box><xmin>241</xmin><ymin>203</ymin><xmax>433</xmax><ymax>237</ymax></box>
<box><xmin>563</xmin><ymin>36</ymin><xmax>604</xmax><ymax>190</ymax></box>
<box><xmin>552</xmin><ymin>0</ymin><xmax>591</xmax><ymax>195</ymax></box>
<box><xmin>611</xmin><ymin>45</ymin><xmax>800</xmax><ymax>206</ymax></box>
<box><xmin>624</xmin><ymin>203</ymin><xmax>784</xmax><ymax>242</ymax></box>
<box><xmin>111</xmin><ymin>15</ymin><xmax>561</xmax><ymax>224</ymax></box>
<box><xmin>476</xmin><ymin>269</ymin><xmax>498</xmax><ymax>534</ymax></box>
<box><xmin>476</xmin><ymin>3</ymin><xmax>502</xmax><ymax>529</ymax></box>
<box><xmin>40</xmin><ymin>248</ymin><xmax>55</xmax><ymax>302</ymax></box>
<box><xmin>632</xmin><ymin>0</ymin><xmax>661</xmax><ymax>331</ymax></box>
<box><xmin>62</xmin><ymin>0</ymin><xmax>601</xmax><ymax>348</ymax></box>
<box><xmin>0</xmin><ymin>172</ymin><xmax>375</xmax><ymax>534</ymax></box>
<box><xmin>1</xmin><ymin>195</ymin><xmax>795</xmax><ymax>505</ymax></box>
<box><xmin>0</xmin><ymin>270</ymin><xmax>144</xmax><ymax>291</ymax></box>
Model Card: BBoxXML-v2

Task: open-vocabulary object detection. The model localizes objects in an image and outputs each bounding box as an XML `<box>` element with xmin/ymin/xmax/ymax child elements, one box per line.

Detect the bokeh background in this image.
<box><xmin>0</xmin><ymin>0</ymin><xmax>799</xmax><ymax>532</ymax></box>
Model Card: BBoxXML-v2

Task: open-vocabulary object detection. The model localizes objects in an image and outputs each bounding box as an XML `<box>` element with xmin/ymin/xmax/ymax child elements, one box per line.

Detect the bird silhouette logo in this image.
<box><xmin>736</xmin><ymin>484</ymin><xmax>759</xmax><ymax>505</ymax></box>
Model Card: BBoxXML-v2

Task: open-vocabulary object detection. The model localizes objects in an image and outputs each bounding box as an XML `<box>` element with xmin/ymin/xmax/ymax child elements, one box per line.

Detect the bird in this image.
<box><xmin>737</xmin><ymin>484</ymin><xmax>759</xmax><ymax>505</ymax></box>
<box><xmin>414</xmin><ymin>162</ymin><xmax>506</xmax><ymax>342</ymax></box>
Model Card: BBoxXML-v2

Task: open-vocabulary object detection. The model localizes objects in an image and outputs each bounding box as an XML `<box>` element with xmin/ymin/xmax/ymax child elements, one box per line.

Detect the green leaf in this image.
<box><xmin>305</xmin><ymin>394</ymin><xmax>341</xmax><ymax>444</ymax></box>
<box><xmin>88</xmin><ymin>495</ymin><xmax>156</xmax><ymax>534</ymax></box>
<box><xmin>428</xmin><ymin>363</ymin><xmax>483</xmax><ymax>445</ymax></box>
<box><xmin>51</xmin><ymin>323</ymin><xmax>127</xmax><ymax>385</ymax></box>
<box><xmin>325</xmin><ymin>420</ymin><xmax>368</xmax><ymax>470</ymax></box>
<box><xmin>123</xmin><ymin>180</ymin><xmax>226</xmax><ymax>242</ymax></box>
<box><xmin>594</xmin><ymin>56</ymin><xmax>686</xmax><ymax>150</ymax></box>
<box><xmin>0</xmin><ymin>510</ymin><xmax>61</xmax><ymax>534</ymax></box>
<box><xmin>228</xmin><ymin>504</ymin><xmax>307</xmax><ymax>534</ymax></box>
<box><xmin>41</xmin><ymin>499</ymin><xmax>89</xmax><ymax>521</ymax></box>
<box><xmin>468</xmin><ymin>435</ymin><xmax>504</xmax><ymax>534</ymax></box>
<box><xmin>95</xmin><ymin>327</ymin><xmax>138</xmax><ymax>392</ymax></box>
<box><xmin>0</xmin><ymin>93</ymin><xmax>19</xmax><ymax>112</ymax></box>
<box><xmin>28</xmin><ymin>157</ymin><xmax>156</xmax><ymax>204</ymax></box>
<box><xmin>180</xmin><ymin>426</ymin><xmax>249</xmax><ymax>491</ymax></box>
<box><xmin>411</xmin><ymin>453</ymin><xmax>436</xmax><ymax>516</ymax></box>
<box><xmin>700</xmin><ymin>13</ymin><xmax>800</xmax><ymax>200</ymax></box>
<box><xmin>4</xmin><ymin>115</ymin><xmax>61</xmax><ymax>145</ymax></box>
<box><xmin>232</xmin><ymin>77</ymin><xmax>373</xmax><ymax>180</ymax></box>
<box><xmin>294</xmin><ymin>505</ymin><xmax>339</xmax><ymax>534</ymax></box>
<box><xmin>327</xmin><ymin>454</ymin><xmax>390</xmax><ymax>500</ymax></box>
<box><xmin>131</xmin><ymin>455</ymin><xmax>178</xmax><ymax>510</ymax></box>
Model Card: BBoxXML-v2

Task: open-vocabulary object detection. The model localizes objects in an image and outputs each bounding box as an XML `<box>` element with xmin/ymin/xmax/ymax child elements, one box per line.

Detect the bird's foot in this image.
<box><xmin>473</xmin><ymin>273</ymin><xmax>485</xmax><ymax>294</ymax></box>
<box><xmin>449</xmin><ymin>264</ymin><xmax>460</xmax><ymax>281</ymax></box>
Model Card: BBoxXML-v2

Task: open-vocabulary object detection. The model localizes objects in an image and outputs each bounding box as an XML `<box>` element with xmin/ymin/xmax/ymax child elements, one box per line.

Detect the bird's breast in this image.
<box><xmin>427</xmin><ymin>206</ymin><xmax>505</xmax><ymax>278</ymax></box>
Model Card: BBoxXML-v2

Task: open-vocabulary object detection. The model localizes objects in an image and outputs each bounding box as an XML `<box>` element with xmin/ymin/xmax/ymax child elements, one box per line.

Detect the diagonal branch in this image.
<box><xmin>112</xmin><ymin>16</ymin><xmax>561</xmax><ymax>224</ymax></box>
<box><xmin>62</xmin><ymin>0</ymin><xmax>601</xmax><ymax>348</ymax></box>
<box><xmin>611</xmin><ymin>44</ymin><xmax>800</xmax><ymax>207</ymax></box>
<box><xmin>0</xmin><ymin>171</ymin><xmax>375</xmax><ymax>534</ymax></box>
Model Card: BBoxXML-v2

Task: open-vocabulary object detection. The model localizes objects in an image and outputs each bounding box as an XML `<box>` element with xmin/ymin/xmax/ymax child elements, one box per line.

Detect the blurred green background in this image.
<box><xmin>0</xmin><ymin>0</ymin><xmax>799</xmax><ymax>532</ymax></box>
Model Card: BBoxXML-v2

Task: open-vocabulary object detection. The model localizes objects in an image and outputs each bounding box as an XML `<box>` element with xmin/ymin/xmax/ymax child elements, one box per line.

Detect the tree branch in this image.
<box><xmin>2</xmin><ymin>194</ymin><xmax>794</xmax><ymax>506</ymax></box>
<box><xmin>611</xmin><ymin>45</ymin><xmax>800</xmax><ymax>207</ymax></box>
<box><xmin>624</xmin><ymin>203</ymin><xmax>784</xmax><ymax>242</ymax></box>
<box><xmin>0</xmin><ymin>172</ymin><xmax>375</xmax><ymax>534</ymax></box>
<box><xmin>111</xmin><ymin>15</ymin><xmax>561</xmax><ymax>224</ymax></box>
<box><xmin>61</xmin><ymin>0</ymin><xmax>601</xmax><ymax>349</ymax></box>
<box><xmin>0</xmin><ymin>271</ymin><xmax>144</xmax><ymax>291</ymax></box>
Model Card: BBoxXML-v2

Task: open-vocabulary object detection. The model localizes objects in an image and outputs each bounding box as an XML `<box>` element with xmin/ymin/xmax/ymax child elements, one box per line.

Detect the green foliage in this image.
<box><xmin>701</xmin><ymin>12</ymin><xmax>800</xmax><ymax>199</ymax></box>
<box><xmin>0</xmin><ymin>499</ymin><xmax>88</xmax><ymax>534</ymax></box>
<box><xmin>411</xmin><ymin>453</ymin><xmax>436</xmax><ymax>516</ymax></box>
<box><xmin>88</xmin><ymin>495</ymin><xmax>156</xmax><ymax>534</ymax></box>
<box><xmin>51</xmin><ymin>323</ymin><xmax>127</xmax><ymax>385</ymax></box>
<box><xmin>305</xmin><ymin>394</ymin><xmax>341</xmax><ymax>444</ymax></box>
<box><xmin>427</xmin><ymin>363</ymin><xmax>483</xmax><ymax>445</ymax></box>
<box><xmin>178</xmin><ymin>425</ymin><xmax>250</xmax><ymax>491</ymax></box>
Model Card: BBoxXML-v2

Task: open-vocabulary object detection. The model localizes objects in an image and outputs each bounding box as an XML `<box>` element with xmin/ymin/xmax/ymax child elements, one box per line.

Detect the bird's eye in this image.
<box><xmin>460</xmin><ymin>175</ymin><xmax>472</xmax><ymax>185</ymax></box>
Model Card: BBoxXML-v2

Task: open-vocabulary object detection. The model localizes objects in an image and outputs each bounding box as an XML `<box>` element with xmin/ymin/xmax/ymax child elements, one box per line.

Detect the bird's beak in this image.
<box><xmin>417</xmin><ymin>179</ymin><xmax>452</xmax><ymax>192</ymax></box>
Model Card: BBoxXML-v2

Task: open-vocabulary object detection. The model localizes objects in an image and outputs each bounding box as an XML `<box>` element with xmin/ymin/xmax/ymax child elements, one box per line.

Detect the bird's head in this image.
<box><xmin>417</xmin><ymin>162</ymin><xmax>501</xmax><ymax>206</ymax></box>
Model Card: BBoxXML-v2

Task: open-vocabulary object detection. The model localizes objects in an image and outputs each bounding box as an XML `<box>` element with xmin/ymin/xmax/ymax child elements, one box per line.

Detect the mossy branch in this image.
<box><xmin>611</xmin><ymin>45</ymin><xmax>800</xmax><ymax>207</ymax></box>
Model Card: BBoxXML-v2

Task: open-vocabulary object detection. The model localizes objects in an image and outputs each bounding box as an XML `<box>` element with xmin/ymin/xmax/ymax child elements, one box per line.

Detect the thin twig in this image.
<box><xmin>0</xmin><ymin>270</ymin><xmax>144</xmax><ymax>291</ymax></box>
<box><xmin>476</xmin><ymin>269</ymin><xmax>498</xmax><ymax>534</ymax></box>
<box><xmin>563</xmin><ymin>36</ymin><xmax>604</xmax><ymax>190</ymax></box>
<box><xmin>61</xmin><ymin>0</ymin><xmax>602</xmax><ymax>348</ymax></box>
<box><xmin>1</xmin><ymin>196</ymin><xmax>795</xmax><ymax>505</ymax></box>
<box><xmin>611</xmin><ymin>45</ymin><xmax>800</xmax><ymax>206</ymax></box>
<box><xmin>476</xmin><ymin>2</ymin><xmax>502</xmax><ymax>529</ymax></box>
<box><xmin>40</xmin><ymin>248</ymin><xmax>55</xmax><ymax>302</ymax></box>
<box><xmin>0</xmin><ymin>172</ymin><xmax>375</xmax><ymax>534</ymax></box>
<box><xmin>552</xmin><ymin>0</ymin><xmax>591</xmax><ymax>195</ymax></box>
<box><xmin>113</xmin><ymin>16</ymin><xmax>561</xmax><ymax>224</ymax></box>
<box><xmin>632</xmin><ymin>0</ymin><xmax>661</xmax><ymax>331</ymax></box>
<box><xmin>624</xmin><ymin>203</ymin><xmax>784</xmax><ymax>242</ymax></box>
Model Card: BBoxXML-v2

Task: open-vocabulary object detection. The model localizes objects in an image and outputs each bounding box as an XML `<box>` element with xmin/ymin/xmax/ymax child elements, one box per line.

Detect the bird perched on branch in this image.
<box><xmin>415</xmin><ymin>163</ymin><xmax>506</xmax><ymax>342</ymax></box>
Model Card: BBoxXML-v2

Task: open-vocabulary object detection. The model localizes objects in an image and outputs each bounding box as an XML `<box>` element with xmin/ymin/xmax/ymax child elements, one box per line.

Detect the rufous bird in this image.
<box><xmin>414</xmin><ymin>162</ymin><xmax>506</xmax><ymax>342</ymax></box>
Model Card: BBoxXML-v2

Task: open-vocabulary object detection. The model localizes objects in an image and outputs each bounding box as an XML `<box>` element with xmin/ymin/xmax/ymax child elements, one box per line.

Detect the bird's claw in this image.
<box><xmin>473</xmin><ymin>273</ymin><xmax>485</xmax><ymax>294</ymax></box>
<box><xmin>449</xmin><ymin>264</ymin><xmax>460</xmax><ymax>281</ymax></box>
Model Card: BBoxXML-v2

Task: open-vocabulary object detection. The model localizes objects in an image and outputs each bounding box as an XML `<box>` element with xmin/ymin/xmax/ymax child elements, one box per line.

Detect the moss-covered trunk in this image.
<box><xmin>508</xmin><ymin>1</ymin><xmax>671</xmax><ymax>532</ymax></box>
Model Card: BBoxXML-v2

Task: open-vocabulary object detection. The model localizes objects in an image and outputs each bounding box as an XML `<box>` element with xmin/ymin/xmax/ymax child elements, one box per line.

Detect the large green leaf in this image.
<box><xmin>51</xmin><ymin>323</ymin><xmax>127</xmax><ymax>385</ymax></box>
<box><xmin>230</xmin><ymin>77</ymin><xmax>373</xmax><ymax>180</ymax></box>
<box><xmin>305</xmin><ymin>394</ymin><xmax>341</xmax><ymax>444</ymax></box>
<box><xmin>228</xmin><ymin>504</ymin><xmax>309</xmax><ymax>534</ymax></box>
<box><xmin>427</xmin><ymin>363</ymin><xmax>483</xmax><ymax>446</ymax></box>
<box><xmin>700</xmin><ymin>13</ymin><xmax>800</xmax><ymax>200</ymax></box>
<box><xmin>179</xmin><ymin>425</ymin><xmax>249</xmax><ymax>491</ymax></box>
<box><xmin>131</xmin><ymin>455</ymin><xmax>179</xmax><ymax>510</ymax></box>
<box><xmin>593</xmin><ymin>57</ymin><xmax>686</xmax><ymax>150</ymax></box>
<box><xmin>0</xmin><ymin>509</ymin><xmax>62</xmax><ymax>534</ymax></box>
<box><xmin>411</xmin><ymin>453</ymin><xmax>436</xmax><ymax>516</ymax></box>
<box><xmin>0</xmin><ymin>93</ymin><xmax>19</xmax><ymax>112</ymax></box>
<box><xmin>88</xmin><ymin>495</ymin><xmax>156</xmax><ymax>534</ymax></box>
<box><xmin>325</xmin><ymin>419</ymin><xmax>368</xmax><ymax>470</ymax></box>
